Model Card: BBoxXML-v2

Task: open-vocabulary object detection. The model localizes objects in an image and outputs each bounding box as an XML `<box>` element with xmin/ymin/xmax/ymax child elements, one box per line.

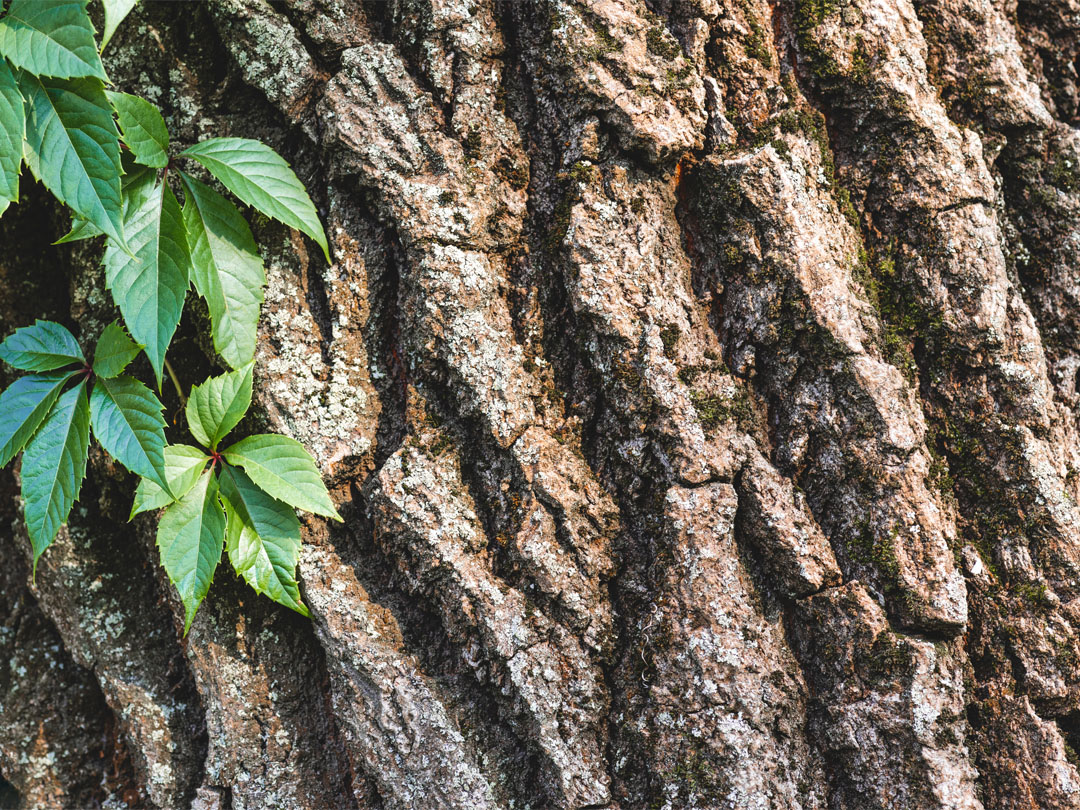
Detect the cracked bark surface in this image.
<box><xmin>5</xmin><ymin>0</ymin><xmax>1080</xmax><ymax>808</ymax></box>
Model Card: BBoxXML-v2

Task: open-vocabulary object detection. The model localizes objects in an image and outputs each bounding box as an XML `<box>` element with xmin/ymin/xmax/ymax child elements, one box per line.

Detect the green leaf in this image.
<box><xmin>180</xmin><ymin>138</ymin><xmax>329</xmax><ymax>262</ymax></box>
<box><xmin>103</xmin><ymin>175</ymin><xmax>191</xmax><ymax>386</ymax></box>
<box><xmin>219</xmin><ymin>465</ymin><xmax>308</xmax><ymax>616</ymax></box>
<box><xmin>131</xmin><ymin>443</ymin><xmax>208</xmax><ymax>517</ymax></box>
<box><xmin>107</xmin><ymin>90</ymin><xmax>167</xmax><ymax>168</ymax></box>
<box><xmin>92</xmin><ymin>321</ymin><xmax>141</xmax><ymax>378</ymax></box>
<box><xmin>0</xmin><ymin>371</ymin><xmax>77</xmax><ymax>467</ymax></box>
<box><xmin>19</xmin><ymin>72</ymin><xmax>126</xmax><ymax>248</ymax></box>
<box><xmin>0</xmin><ymin>320</ymin><xmax>84</xmax><ymax>371</ymax></box>
<box><xmin>0</xmin><ymin>59</ymin><xmax>24</xmax><ymax>215</ymax></box>
<box><xmin>101</xmin><ymin>0</ymin><xmax>138</xmax><ymax>49</ymax></box>
<box><xmin>222</xmin><ymin>434</ymin><xmax>341</xmax><ymax>521</ymax></box>
<box><xmin>22</xmin><ymin>382</ymin><xmax>90</xmax><ymax>569</ymax></box>
<box><xmin>156</xmin><ymin>468</ymin><xmax>225</xmax><ymax>633</ymax></box>
<box><xmin>178</xmin><ymin>171</ymin><xmax>264</xmax><ymax>369</ymax></box>
<box><xmin>185</xmin><ymin>364</ymin><xmax>252</xmax><ymax>451</ymax></box>
<box><xmin>89</xmin><ymin>374</ymin><xmax>169</xmax><ymax>493</ymax></box>
<box><xmin>54</xmin><ymin>214</ymin><xmax>102</xmax><ymax>244</ymax></box>
<box><xmin>0</xmin><ymin>0</ymin><xmax>106</xmax><ymax>80</ymax></box>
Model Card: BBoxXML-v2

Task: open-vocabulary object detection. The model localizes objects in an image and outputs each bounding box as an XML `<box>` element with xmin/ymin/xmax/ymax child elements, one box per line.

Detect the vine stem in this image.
<box><xmin>164</xmin><ymin>358</ymin><xmax>186</xmax><ymax>407</ymax></box>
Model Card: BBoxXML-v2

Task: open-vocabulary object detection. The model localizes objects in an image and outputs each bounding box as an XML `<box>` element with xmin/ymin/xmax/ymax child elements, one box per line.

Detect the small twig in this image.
<box><xmin>164</xmin><ymin>357</ymin><xmax>186</xmax><ymax>407</ymax></box>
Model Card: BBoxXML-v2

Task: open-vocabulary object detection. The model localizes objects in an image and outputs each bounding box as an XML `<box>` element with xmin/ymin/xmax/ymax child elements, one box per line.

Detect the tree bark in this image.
<box><xmin>2</xmin><ymin>0</ymin><xmax>1080</xmax><ymax>807</ymax></box>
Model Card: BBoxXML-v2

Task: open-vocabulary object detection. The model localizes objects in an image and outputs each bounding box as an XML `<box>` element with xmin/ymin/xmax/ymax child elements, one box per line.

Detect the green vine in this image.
<box><xmin>0</xmin><ymin>0</ymin><xmax>339</xmax><ymax>632</ymax></box>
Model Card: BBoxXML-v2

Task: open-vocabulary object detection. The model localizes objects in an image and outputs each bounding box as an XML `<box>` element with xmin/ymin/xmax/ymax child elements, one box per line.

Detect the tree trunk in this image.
<box><xmin>3</xmin><ymin>0</ymin><xmax>1080</xmax><ymax>807</ymax></box>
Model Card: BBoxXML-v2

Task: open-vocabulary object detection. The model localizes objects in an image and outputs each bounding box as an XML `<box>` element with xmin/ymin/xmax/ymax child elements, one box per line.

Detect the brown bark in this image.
<box><xmin>3</xmin><ymin>0</ymin><xmax>1080</xmax><ymax>807</ymax></box>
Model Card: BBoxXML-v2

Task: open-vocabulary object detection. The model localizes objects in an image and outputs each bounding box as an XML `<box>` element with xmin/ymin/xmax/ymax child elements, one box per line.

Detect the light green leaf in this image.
<box><xmin>219</xmin><ymin>465</ymin><xmax>308</xmax><ymax>616</ymax></box>
<box><xmin>178</xmin><ymin>171</ymin><xmax>264</xmax><ymax>369</ymax></box>
<box><xmin>101</xmin><ymin>0</ymin><xmax>138</xmax><ymax>49</ymax></box>
<box><xmin>156</xmin><ymin>468</ymin><xmax>224</xmax><ymax>633</ymax></box>
<box><xmin>131</xmin><ymin>444</ymin><xmax>208</xmax><ymax>517</ymax></box>
<box><xmin>180</xmin><ymin>138</ymin><xmax>329</xmax><ymax>262</ymax></box>
<box><xmin>54</xmin><ymin>214</ymin><xmax>102</xmax><ymax>243</ymax></box>
<box><xmin>22</xmin><ymin>382</ymin><xmax>90</xmax><ymax>569</ymax></box>
<box><xmin>92</xmin><ymin>321</ymin><xmax>141</xmax><ymax>378</ymax></box>
<box><xmin>222</xmin><ymin>434</ymin><xmax>341</xmax><ymax>521</ymax></box>
<box><xmin>103</xmin><ymin>175</ymin><xmax>190</xmax><ymax>386</ymax></box>
<box><xmin>0</xmin><ymin>59</ymin><xmax>24</xmax><ymax>215</ymax></box>
<box><xmin>0</xmin><ymin>320</ymin><xmax>84</xmax><ymax>371</ymax></box>
<box><xmin>19</xmin><ymin>72</ymin><xmax>126</xmax><ymax>248</ymax></box>
<box><xmin>0</xmin><ymin>0</ymin><xmax>106</xmax><ymax>80</ymax></box>
<box><xmin>185</xmin><ymin>364</ymin><xmax>252</xmax><ymax>451</ymax></box>
<box><xmin>89</xmin><ymin>374</ymin><xmax>169</xmax><ymax>493</ymax></box>
<box><xmin>107</xmin><ymin>90</ymin><xmax>167</xmax><ymax>168</ymax></box>
<box><xmin>0</xmin><ymin>370</ymin><xmax>77</xmax><ymax>467</ymax></box>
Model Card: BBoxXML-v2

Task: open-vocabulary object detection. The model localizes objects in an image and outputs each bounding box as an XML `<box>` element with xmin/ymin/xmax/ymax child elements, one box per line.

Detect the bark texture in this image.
<box><xmin>3</xmin><ymin>0</ymin><xmax>1080</xmax><ymax>808</ymax></box>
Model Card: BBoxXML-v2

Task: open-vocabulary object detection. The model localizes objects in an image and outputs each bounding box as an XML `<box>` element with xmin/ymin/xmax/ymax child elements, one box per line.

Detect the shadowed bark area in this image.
<box><xmin>4</xmin><ymin>1</ymin><xmax>1080</xmax><ymax>808</ymax></box>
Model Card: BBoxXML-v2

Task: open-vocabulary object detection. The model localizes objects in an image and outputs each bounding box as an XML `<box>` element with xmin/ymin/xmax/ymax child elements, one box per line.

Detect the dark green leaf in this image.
<box><xmin>107</xmin><ymin>90</ymin><xmax>168</xmax><ymax>168</ymax></box>
<box><xmin>89</xmin><ymin>374</ymin><xmax>169</xmax><ymax>492</ymax></box>
<box><xmin>22</xmin><ymin>382</ymin><xmax>90</xmax><ymax>569</ymax></box>
<box><xmin>19</xmin><ymin>72</ymin><xmax>126</xmax><ymax>247</ymax></box>
<box><xmin>219</xmin><ymin>465</ymin><xmax>307</xmax><ymax>616</ymax></box>
<box><xmin>103</xmin><ymin>175</ymin><xmax>190</xmax><ymax>386</ymax></box>
<box><xmin>185</xmin><ymin>363</ymin><xmax>252</xmax><ymax>450</ymax></box>
<box><xmin>0</xmin><ymin>371</ymin><xmax>77</xmax><ymax>467</ymax></box>
<box><xmin>0</xmin><ymin>59</ymin><xmax>24</xmax><ymax>215</ymax></box>
<box><xmin>131</xmin><ymin>444</ymin><xmax>208</xmax><ymax>517</ymax></box>
<box><xmin>180</xmin><ymin>138</ymin><xmax>329</xmax><ymax>262</ymax></box>
<box><xmin>0</xmin><ymin>320</ymin><xmax>84</xmax><ymax>371</ymax></box>
<box><xmin>178</xmin><ymin>171</ymin><xmax>264</xmax><ymax>369</ymax></box>
<box><xmin>156</xmin><ymin>468</ymin><xmax>224</xmax><ymax>633</ymax></box>
<box><xmin>222</xmin><ymin>434</ymin><xmax>341</xmax><ymax>521</ymax></box>
<box><xmin>92</xmin><ymin>321</ymin><xmax>141</xmax><ymax>378</ymax></box>
<box><xmin>0</xmin><ymin>0</ymin><xmax>106</xmax><ymax>80</ymax></box>
<box><xmin>54</xmin><ymin>214</ymin><xmax>102</xmax><ymax>244</ymax></box>
<box><xmin>101</xmin><ymin>0</ymin><xmax>138</xmax><ymax>49</ymax></box>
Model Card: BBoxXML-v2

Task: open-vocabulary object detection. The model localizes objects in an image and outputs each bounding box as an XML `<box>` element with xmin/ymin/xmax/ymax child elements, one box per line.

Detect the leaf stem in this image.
<box><xmin>164</xmin><ymin>358</ymin><xmax>186</xmax><ymax>407</ymax></box>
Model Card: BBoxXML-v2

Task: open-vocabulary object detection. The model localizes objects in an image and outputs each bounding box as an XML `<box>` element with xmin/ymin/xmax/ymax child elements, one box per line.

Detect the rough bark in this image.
<box><xmin>4</xmin><ymin>0</ymin><xmax>1080</xmax><ymax>808</ymax></box>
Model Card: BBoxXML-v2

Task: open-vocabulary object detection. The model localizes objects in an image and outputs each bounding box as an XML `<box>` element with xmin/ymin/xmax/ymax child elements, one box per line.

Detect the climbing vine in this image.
<box><xmin>0</xmin><ymin>0</ymin><xmax>338</xmax><ymax>631</ymax></box>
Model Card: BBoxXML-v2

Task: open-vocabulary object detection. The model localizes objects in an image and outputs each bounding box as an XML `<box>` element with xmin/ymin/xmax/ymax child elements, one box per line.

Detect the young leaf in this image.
<box><xmin>22</xmin><ymin>382</ymin><xmax>90</xmax><ymax>568</ymax></box>
<box><xmin>156</xmin><ymin>468</ymin><xmax>224</xmax><ymax>633</ymax></box>
<box><xmin>107</xmin><ymin>90</ymin><xmax>168</xmax><ymax>168</ymax></box>
<box><xmin>222</xmin><ymin>434</ymin><xmax>341</xmax><ymax>521</ymax></box>
<box><xmin>89</xmin><ymin>374</ymin><xmax>169</xmax><ymax>493</ymax></box>
<box><xmin>0</xmin><ymin>0</ymin><xmax>106</xmax><ymax>80</ymax></box>
<box><xmin>185</xmin><ymin>363</ymin><xmax>253</xmax><ymax>450</ymax></box>
<box><xmin>101</xmin><ymin>0</ymin><xmax>139</xmax><ymax>49</ymax></box>
<box><xmin>0</xmin><ymin>371</ymin><xmax>77</xmax><ymax>467</ymax></box>
<box><xmin>131</xmin><ymin>444</ymin><xmax>208</xmax><ymax>517</ymax></box>
<box><xmin>19</xmin><ymin>72</ymin><xmax>126</xmax><ymax>248</ymax></box>
<box><xmin>179</xmin><ymin>171</ymin><xmax>264</xmax><ymax>369</ymax></box>
<box><xmin>92</xmin><ymin>321</ymin><xmax>141</xmax><ymax>378</ymax></box>
<box><xmin>103</xmin><ymin>176</ymin><xmax>191</xmax><ymax>386</ymax></box>
<box><xmin>0</xmin><ymin>59</ymin><xmax>24</xmax><ymax>215</ymax></box>
<box><xmin>0</xmin><ymin>320</ymin><xmax>84</xmax><ymax>371</ymax></box>
<box><xmin>219</xmin><ymin>465</ymin><xmax>308</xmax><ymax>616</ymax></box>
<box><xmin>180</xmin><ymin>138</ymin><xmax>329</xmax><ymax>262</ymax></box>
<box><xmin>54</xmin><ymin>215</ymin><xmax>102</xmax><ymax>244</ymax></box>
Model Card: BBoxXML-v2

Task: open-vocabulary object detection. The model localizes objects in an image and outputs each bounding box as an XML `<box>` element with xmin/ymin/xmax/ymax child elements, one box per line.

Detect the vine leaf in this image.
<box><xmin>22</xmin><ymin>382</ymin><xmax>90</xmax><ymax>570</ymax></box>
<box><xmin>92</xmin><ymin>321</ymin><xmax>141</xmax><ymax>378</ymax></box>
<box><xmin>185</xmin><ymin>363</ymin><xmax>253</xmax><ymax>450</ymax></box>
<box><xmin>101</xmin><ymin>0</ymin><xmax>139</xmax><ymax>50</ymax></box>
<box><xmin>0</xmin><ymin>320</ymin><xmax>84</xmax><ymax>371</ymax></box>
<box><xmin>222</xmin><ymin>434</ymin><xmax>341</xmax><ymax>521</ymax></box>
<box><xmin>180</xmin><ymin>138</ymin><xmax>329</xmax><ymax>262</ymax></box>
<box><xmin>55</xmin><ymin>215</ymin><xmax>102</xmax><ymax>244</ymax></box>
<box><xmin>104</xmin><ymin>173</ymin><xmax>191</xmax><ymax>387</ymax></box>
<box><xmin>89</xmin><ymin>374</ymin><xmax>170</xmax><ymax>493</ymax></box>
<box><xmin>107</xmin><ymin>90</ymin><xmax>168</xmax><ymax>168</ymax></box>
<box><xmin>131</xmin><ymin>444</ymin><xmax>209</xmax><ymax>517</ymax></box>
<box><xmin>0</xmin><ymin>371</ymin><xmax>76</xmax><ymax>467</ymax></box>
<box><xmin>219</xmin><ymin>464</ymin><xmax>308</xmax><ymax>616</ymax></box>
<box><xmin>0</xmin><ymin>0</ymin><xmax>106</xmax><ymax>80</ymax></box>
<box><xmin>156</xmin><ymin>468</ymin><xmax>224</xmax><ymax>633</ymax></box>
<box><xmin>19</xmin><ymin>72</ymin><xmax>127</xmax><ymax>248</ymax></box>
<box><xmin>0</xmin><ymin>59</ymin><xmax>24</xmax><ymax>215</ymax></box>
<box><xmin>178</xmin><ymin>171</ymin><xmax>264</xmax><ymax>369</ymax></box>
